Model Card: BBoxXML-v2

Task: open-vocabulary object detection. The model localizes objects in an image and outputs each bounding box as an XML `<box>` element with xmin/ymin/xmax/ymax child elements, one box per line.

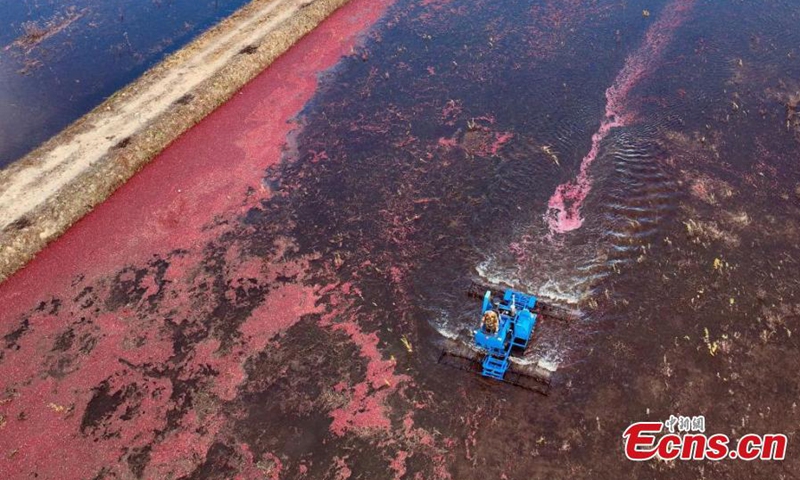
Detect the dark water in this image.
<box><xmin>3</xmin><ymin>0</ymin><xmax>800</xmax><ymax>478</ymax></box>
<box><xmin>276</xmin><ymin>0</ymin><xmax>800</xmax><ymax>476</ymax></box>
<box><xmin>0</xmin><ymin>0</ymin><xmax>250</xmax><ymax>167</ymax></box>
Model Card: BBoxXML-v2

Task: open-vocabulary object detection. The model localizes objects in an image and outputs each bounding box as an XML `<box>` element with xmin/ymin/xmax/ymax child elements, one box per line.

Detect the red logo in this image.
<box><xmin>623</xmin><ymin>417</ymin><xmax>786</xmax><ymax>461</ymax></box>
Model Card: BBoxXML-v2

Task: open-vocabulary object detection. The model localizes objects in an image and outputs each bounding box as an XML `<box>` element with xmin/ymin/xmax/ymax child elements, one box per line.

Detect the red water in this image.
<box><xmin>0</xmin><ymin>1</ymin><xmax>394</xmax><ymax>477</ymax></box>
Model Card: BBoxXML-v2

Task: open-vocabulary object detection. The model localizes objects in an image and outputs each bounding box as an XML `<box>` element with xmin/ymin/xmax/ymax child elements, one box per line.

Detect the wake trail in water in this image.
<box><xmin>546</xmin><ymin>0</ymin><xmax>695</xmax><ymax>234</ymax></box>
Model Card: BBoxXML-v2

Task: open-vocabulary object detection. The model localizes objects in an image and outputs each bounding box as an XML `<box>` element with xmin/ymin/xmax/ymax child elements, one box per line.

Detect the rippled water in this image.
<box><xmin>2</xmin><ymin>0</ymin><xmax>800</xmax><ymax>477</ymax></box>
<box><xmin>282</xmin><ymin>0</ymin><xmax>800</xmax><ymax>407</ymax></box>
<box><xmin>0</xmin><ymin>0</ymin><xmax>250</xmax><ymax>167</ymax></box>
<box><xmin>280</xmin><ymin>1</ymin><xmax>800</xmax><ymax>475</ymax></box>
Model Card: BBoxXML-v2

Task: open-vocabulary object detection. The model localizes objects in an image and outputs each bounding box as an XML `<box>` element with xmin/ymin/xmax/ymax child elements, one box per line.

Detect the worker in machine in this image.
<box><xmin>482</xmin><ymin>310</ymin><xmax>499</xmax><ymax>334</ymax></box>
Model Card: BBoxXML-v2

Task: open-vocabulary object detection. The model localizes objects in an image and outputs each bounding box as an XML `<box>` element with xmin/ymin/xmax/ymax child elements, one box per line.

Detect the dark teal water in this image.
<box><xmin>0</xmin><ymin>0</ymin><xmax>250</xmax><ymax>167</ymax></box>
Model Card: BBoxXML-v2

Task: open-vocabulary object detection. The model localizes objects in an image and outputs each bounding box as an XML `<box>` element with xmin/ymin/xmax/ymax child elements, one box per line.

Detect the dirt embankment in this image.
<box><xmin>0</xmin><ymin>0</ymin><xmax>352</xmax><ymax>283</ymax></box>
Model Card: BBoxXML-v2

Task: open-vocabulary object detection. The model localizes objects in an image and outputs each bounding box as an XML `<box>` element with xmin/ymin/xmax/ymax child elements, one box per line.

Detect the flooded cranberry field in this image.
<box><xmin>0</xmin><ymin>0</ymin><xmax>251</xmax><ymax>167</ymax></box>
<box><xmin>2</xmin><ymin>0</ymin><xmax>800</xmax><ymax>478</ymax></box>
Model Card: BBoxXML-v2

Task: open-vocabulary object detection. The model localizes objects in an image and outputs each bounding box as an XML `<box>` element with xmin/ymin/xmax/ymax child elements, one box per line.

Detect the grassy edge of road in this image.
<box><xmin>0</xmin><ymin>0</ymin><xmax>352</xmax><ymax>283</ymax></box>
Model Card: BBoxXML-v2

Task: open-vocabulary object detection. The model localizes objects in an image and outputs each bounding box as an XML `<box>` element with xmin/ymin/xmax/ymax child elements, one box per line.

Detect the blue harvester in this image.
<box><xmin>474</xmin><ymin>288</ymin><xmax>537</xmax><ymax>380</ymax></box>
<box><xmin>439</xmin><ymin>284</ymin><xmax>567</xmax><ymax>393</ymax></box>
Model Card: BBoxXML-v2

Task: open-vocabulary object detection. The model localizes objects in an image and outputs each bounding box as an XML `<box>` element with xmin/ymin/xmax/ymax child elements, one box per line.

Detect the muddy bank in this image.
<box><xmin>0</xmin><ymin>0</ymin><xmax>353</xmax><ymax>283</ymax></box>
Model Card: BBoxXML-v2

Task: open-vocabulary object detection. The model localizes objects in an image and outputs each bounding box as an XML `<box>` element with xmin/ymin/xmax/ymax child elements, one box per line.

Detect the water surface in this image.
<box><xmin>2</xmin><ymin>0</ymin><xmax>800</xmax><ymax>478</ymax></box>
<box><xmin>0</xmin><ymin>0</ymin><xmax>250</xmax><ymax>167</ymax></box>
